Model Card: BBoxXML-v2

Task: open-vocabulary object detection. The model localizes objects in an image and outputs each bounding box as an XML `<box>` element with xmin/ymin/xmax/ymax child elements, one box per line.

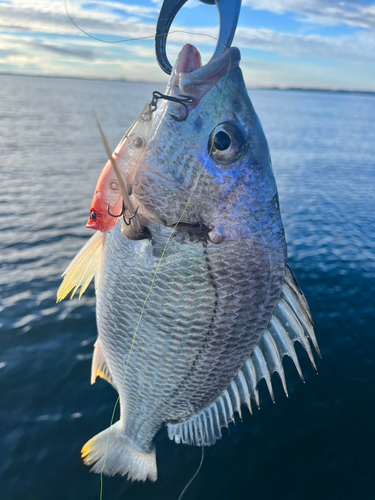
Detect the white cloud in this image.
<box><xmin>0</xmin><ymin>0</ymin><xmax>374</xmax><ymax>90</ymax></box>
<box><xmin>85</xmin><ymin>1</ymin><xmax>159</xmax><ymax>18</ymax></box>
<box><xmin>0</xmin><ymin>4</ymin><xmax>153</xmax><ymax>38</ymax></box>
<box><xmin>0</xmin><ymin>0</ymin><xmax>157</xmax><ymax>34</ymax></box>
<box><xmin>234</xmin><ymin>27</ymin><xmax>375</xmax><ymax>63</ymax></box>
<box><xmin>243</xmin><ymin>0</ymin><xmax>375</xmax><ymax>30</ymax></box>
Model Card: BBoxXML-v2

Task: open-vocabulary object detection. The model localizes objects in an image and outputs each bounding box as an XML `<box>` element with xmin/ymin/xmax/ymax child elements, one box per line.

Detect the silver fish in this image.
<box><xmin>58</xmin><ymin>44</ymin><xmax>320</xmax><ymax>482</ymax></box>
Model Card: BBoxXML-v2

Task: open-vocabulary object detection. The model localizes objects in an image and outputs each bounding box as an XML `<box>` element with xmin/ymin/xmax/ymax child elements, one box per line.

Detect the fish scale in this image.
<box><xmin>96</xmin><ymin>223</ymin><xmax>218</xmax><ymax>449</ymax></box>
<box><xmin>164</xmin><ymin>204</ymin><xmax>286</xmax><ymax>415</ymax></box>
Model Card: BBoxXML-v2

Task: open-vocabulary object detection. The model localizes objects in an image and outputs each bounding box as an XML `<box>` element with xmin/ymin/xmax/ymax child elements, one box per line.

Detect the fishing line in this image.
<box><xmin>64</xmin><ymin>0</ymin><xmax>229</xmax><ymax>53</ymax></box>
<box><xmin>177</xmin><ymin>447</ymin><xmax>204</xmax><ymax>500</ymax></box>
<box><xmin>63</xmin><ymin>4</ymin><xmax>232</xmax><ymax>499</ymax></box>
<box><xmin>97</xmin><ymin>56</ymin><xmax>230</xmax><ymax>498</ymax></box>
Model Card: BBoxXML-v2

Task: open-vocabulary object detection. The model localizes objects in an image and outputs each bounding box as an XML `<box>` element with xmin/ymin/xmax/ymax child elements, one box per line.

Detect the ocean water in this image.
<box><xmin>0</xmin><ymin>74</ymin><xmax>374</xmax><ymax>500</ymax></box>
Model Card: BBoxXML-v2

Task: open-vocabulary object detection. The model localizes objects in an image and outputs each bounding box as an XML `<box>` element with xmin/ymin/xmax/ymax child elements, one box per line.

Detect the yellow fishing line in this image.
<box><xmin>63</xmin><ymin>3</ymin><xmax>232</xmax><ymax>498</ymax></box>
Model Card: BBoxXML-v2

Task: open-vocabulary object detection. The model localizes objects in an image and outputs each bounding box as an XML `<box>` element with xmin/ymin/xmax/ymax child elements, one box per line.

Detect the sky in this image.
<box><xmin>0</xmin><ymin>0</ymin><xmax>375</xmax><ymax>90</ymax></box>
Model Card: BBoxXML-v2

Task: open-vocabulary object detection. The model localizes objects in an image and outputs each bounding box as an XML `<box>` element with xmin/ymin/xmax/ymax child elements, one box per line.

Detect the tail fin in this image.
<box><xmin>81</xmin><ymin>422</ymin><xmax>157</xmax><ymax>482</ymax></box>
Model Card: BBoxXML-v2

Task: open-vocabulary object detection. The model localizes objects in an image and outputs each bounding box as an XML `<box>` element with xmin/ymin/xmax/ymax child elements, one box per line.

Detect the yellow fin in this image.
<box><xmin>57</xmin><ymin>231</ymin><xmax>104</xmax><ymax>302</ymax></box>
<box><xmin>91</xmin><ymin>340</ymin><xmax>114</xmax><ymax>386</ymax></box>
<box><xmin>81</xmin><ymin>421</ymin><xmax>157</xmax><ymax>481</ymax></box>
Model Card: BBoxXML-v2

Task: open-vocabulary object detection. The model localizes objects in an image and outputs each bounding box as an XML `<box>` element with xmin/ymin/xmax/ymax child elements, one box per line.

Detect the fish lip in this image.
<box><xmin>174</xmin><ymin>43</ymin><xmax>203</xmax><ymax>75</ymax></box>
<box><xmin>181</xmin><ymin>46</ymin><xmax>241</xmax><ymax>84</ymax></box>
<box><xmin>169</xmin><ymin>45</ymin><xmax>241</xmax><ymax>107</ymax></box>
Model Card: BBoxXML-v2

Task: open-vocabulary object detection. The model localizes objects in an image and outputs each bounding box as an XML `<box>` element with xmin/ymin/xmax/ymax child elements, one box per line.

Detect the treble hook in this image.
<box><xmin>150</xmin><ymin>91</ymin><xmax>194</xmax><ymax>121</ymax></box>
<box><xmin>107</xmin><ymin>203</ymin><xmax>139</xmax><ymax>226</ymax></box>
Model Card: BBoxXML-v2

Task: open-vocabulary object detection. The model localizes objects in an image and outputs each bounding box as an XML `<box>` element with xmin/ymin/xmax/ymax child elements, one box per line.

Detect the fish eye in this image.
<box><xmin>208</xmin><ymin>122</ymin><xmax>246</xmax><ymax>167</ymax></box>
<box><xmin>110</xmin><ymin>181</ymin><xmax>120</xmax><ymax>191</ymax></box>
<box><xmin>214</xmin><ymin>131</ymin><xmax>231</xmax><ymax>151</ymax></box>
<box><xmin>90</xmin><ymin>211</ymin><xmax>97</xmax><ymax>221</ymax></box>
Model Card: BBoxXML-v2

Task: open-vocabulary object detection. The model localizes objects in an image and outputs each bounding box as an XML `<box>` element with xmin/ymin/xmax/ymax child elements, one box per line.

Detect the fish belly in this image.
<box><xmin>96</xmin><ymin>207</ymin><xmax>286</xmax><ymax>451</ymax></box>
<box><xmin>96</xmin><ymin>222</ymin><xmax>217</xmax><ymax>452</ymax></box>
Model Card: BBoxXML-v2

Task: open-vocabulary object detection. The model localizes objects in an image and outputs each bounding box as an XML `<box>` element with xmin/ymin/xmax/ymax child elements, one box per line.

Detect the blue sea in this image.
<box><xmin>1</xmin><ymin>74</ymin><xmax>374</xmax><ymax>500</ymax></box>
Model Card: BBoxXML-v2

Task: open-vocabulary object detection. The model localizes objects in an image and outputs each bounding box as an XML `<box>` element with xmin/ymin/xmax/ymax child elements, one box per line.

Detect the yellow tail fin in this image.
<box><xmin>57</xmin><ymin>231</ymin><xmax>104</xmax><ymax>302</ymax></box>
<box><xmin>82</xmin><ymin>421</ymin><xmax>157</xmax><ymax>481</ymax></box>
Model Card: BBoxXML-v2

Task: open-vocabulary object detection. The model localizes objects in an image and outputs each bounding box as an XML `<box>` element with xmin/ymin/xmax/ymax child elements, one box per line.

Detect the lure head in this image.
<box><xmin>86</xmin><ymin>159</ymin><xmax>123</xmax><ymax>231</ymax></box>
<box><xmin>132</xmin><ymin>44</ymin><xmax>280</xmax><ymax>240</ymax></box>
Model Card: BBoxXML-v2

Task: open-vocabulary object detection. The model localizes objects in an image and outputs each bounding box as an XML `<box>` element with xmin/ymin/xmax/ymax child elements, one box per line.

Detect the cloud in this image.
<box><xmin>0</xmin><ymin>48</ymin><xmax>16</xmax><ymax>58</ymax></box>
<box><xmin>234</xmin><ymin>26</ymin><xmax>375</xmax><ymax>63</ymax></box>
<box><xmin>0</xmin><ymin>0</ymin><xmax>155</xmax><ymax>36</ymax></box>
<box><xmin>85</xmin><ymin>1</ymin><xmax>159</xmax><ymax>18</ymax></box>
<box><xmin>0</xmin><ymin>0</ymin><xmax>374</xmax><ymax>90</ymax></box>
<box><xmin>2</xmin><ymin>0</ymin><xmax>373</xmax><ymax>66</ymax></box>
<box><xmin>243</xmin><ymin>0</ymin><xmax>375</xmax><ymax>30</ymax></box>
<box><xmin>33</xmin><ymin>41</ymin><xmax>97</xmax><ymax>60</ymax></box>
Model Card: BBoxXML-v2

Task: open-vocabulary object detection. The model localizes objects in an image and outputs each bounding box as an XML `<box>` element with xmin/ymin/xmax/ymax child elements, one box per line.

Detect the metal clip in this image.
<box><xmin>150</xmin><ymin>91</ymin><xmax>194</xmax><ymax>121</ymax></box>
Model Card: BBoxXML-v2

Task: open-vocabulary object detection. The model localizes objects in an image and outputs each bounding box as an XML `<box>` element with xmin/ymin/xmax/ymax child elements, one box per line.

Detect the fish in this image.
<box><xmin>57</xmin><ymin>43</ymin><xmax>320</xmax><ymax>482</ymax></box>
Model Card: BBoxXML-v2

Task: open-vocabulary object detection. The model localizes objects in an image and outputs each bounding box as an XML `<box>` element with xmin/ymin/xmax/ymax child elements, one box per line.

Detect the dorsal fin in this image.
<box><xmin>167</xmin><ymin>265</ymin><xmax>320</xmax><ymax>447</ymax></box>
<box><xmin>57</xmin><ymin>231</ymin><xmax>104</xmax><ymax>302</ymax></box>
<box><xmin>91</xmin><ymin>341</ymin><xmax>114</xmax><ymax>386</ymax></box>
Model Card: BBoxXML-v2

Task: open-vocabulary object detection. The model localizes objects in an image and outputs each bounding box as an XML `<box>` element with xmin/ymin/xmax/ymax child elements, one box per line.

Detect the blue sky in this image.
<box><xmin>0</xmin><ymin>0</ymin><xmax>375</xmax><ymax>90</ymax></box>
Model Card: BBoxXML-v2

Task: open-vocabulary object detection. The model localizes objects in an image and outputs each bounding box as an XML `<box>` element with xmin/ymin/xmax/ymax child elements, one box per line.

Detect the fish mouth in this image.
<box><xmin>167</xmin><ymin>44</ymin><xmax>241</xmax><ymax>109</ymax></box>
<box><xmin>86</xmin><ymin>219</ymin><xmax>101</xmax><ymax>230</ymax></box>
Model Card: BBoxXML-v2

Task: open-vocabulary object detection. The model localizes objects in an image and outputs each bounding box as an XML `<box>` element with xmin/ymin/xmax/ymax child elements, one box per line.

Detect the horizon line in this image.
<box><xmin>0</xmin><ymin>71</ymin><xmax>374</xmax><ymax>95</ymax></box>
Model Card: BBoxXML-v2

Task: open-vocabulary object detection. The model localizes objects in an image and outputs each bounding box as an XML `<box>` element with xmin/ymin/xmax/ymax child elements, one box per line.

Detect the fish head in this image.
<box><xmin>132</xmin><ymin>44</ymin><xmax>279</xmax><ymax>240</ymax></box>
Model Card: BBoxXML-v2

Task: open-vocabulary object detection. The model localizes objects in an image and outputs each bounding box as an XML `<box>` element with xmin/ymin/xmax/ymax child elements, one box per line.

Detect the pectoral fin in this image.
<box><xmin>57</xmin><ymin>231</ymin><xmax>104</xmax><ymax>302</ymax></box>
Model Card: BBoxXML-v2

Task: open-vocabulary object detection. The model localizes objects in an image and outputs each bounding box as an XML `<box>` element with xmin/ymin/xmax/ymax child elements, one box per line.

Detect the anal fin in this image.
<box><xmin>91</xmin><ymin>341</ymin><xmax>114</xmax><ymax>386</ymax></box>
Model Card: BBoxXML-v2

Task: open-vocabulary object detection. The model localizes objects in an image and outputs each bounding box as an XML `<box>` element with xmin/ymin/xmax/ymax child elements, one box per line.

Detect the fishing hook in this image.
<box><xmin>107</xmin><ymin>205</ymin><xmax>123</xmax><ymax>218</ymax></box>
<box><xmin>107</xmin><ymin>203</ymin><xmax>139</xmax><ymax>226</ymax></box>
<box><xmin>150</xmin><ymin>91</ymin><xmax>194</xmax><ymax>121</ymax></box>
<box><xmin>123</xmin><ymin>206</ymin><xmax>139</xmax><ymax>226</ymax></box>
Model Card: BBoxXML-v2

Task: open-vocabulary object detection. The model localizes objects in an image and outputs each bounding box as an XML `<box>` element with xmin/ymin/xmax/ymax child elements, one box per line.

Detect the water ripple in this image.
<box><xmin>1</xmin><ymin>76</ymin><xmax>374</xmax><ymax>500</ymax></box>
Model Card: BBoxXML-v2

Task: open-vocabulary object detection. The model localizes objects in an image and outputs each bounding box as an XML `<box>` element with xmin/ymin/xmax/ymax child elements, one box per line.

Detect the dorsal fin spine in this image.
<box><xmin>217</xmin><ymin>396</ymin><xmax>227</xmax><ymax>427</ymax></box>
<box><xmin>244</xmin><ymin>359</ymin><xmax>260</xmax><ymax>407</ymax></box>
<box><xmin>235</xmin><ymin>369</ymin><xmax>252</xmax><ymax>414</ymax></box>
<box><xmin>269</xmin><ymin>316</ymin><xmax>304</xmax><ymax>381</ymax></box>
<box><xmin>262</xmin><ymin>331</ymin><xmax>288</xmax><ymax>396</ymax></box>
